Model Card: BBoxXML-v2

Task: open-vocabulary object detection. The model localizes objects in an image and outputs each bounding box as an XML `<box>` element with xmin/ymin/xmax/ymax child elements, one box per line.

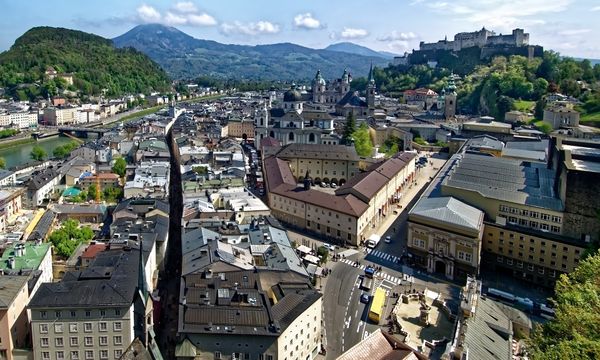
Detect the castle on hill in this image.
<box><xmin>419</xmin><ymin>27</ymin><xmax>529</xmax><ymax>52</ymax></box>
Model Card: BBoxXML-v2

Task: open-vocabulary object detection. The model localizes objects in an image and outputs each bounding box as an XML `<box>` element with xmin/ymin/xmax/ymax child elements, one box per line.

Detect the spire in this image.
<box><xmin>138</xmin><ymin>240</ymin><xmax>148</xmax><ymax>304</ymax></box>
<box><xmin>368</xmin><ymin>63</ymin><xmax>375</xmax><ymax>85</ymax></box>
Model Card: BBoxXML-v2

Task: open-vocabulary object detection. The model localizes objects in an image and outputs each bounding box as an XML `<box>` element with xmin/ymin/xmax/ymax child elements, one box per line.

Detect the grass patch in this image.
<box><xmin>514</xmin><ymin>100</ymin><xmax>535</xmax><ymax>112</ymax></box>
<box><xmin>533</xmin><ymin>120</ymin><xmax>553</xmax><ymax>134</ymax></box>
<box><xmin>0</xmin><ymin>137</ymin><xmax>35</xmax><ymax>150</ymax></box>
<box><xmin>580</xmin><ymin>112</ymin><xmax>600</xmax><ymax>128</ymax></box>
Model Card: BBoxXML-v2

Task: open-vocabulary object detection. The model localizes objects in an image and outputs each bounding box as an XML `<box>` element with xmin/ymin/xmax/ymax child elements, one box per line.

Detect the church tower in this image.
<box><xmin>367</xmin><ymin>63</ymin><xmax>376</xmax><ymax>111</ymax></box>
<box><xmin>341</xmin><ymin>68</ymin><xmax>351</xmax><ymax>94</ymax></box>
<box><xmin>254</xmin><ymin>102</ymin><xmax>270</xmax><ymax>149</ymax></box>
<box><xmin>312</xmin><ymin>70</ymin><xmax>326</xmax><ymax>104</ymax></box>
<box><xmin>444</xmin><ymin>74</ymin><xmax>457</xmax><ymax>119</ymax></box>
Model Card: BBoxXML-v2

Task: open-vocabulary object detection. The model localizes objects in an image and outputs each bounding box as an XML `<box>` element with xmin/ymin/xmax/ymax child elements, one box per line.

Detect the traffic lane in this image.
<box><xmin>342</xmin><ymin>276</ymin><xmax>369</xmax><ymax>352</ymax></box>
<box><xmin>323</xmin><ymin>262</ymin><xmax>363</xmax><ymax>359</ymax></box>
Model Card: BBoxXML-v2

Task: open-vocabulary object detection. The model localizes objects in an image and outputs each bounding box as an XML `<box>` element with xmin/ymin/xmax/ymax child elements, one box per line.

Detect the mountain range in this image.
<box><xmin>113</xmin><ymin>24</ymin><xmax>390</xmax><ymax>80</ymax></box>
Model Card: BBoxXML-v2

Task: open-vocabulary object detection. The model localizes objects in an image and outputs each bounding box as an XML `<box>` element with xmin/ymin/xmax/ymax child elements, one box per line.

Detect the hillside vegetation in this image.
<box><xmin>0</xmin><ymin>26</ymin><xmax>171</xmax><ymax>101</ymax></box>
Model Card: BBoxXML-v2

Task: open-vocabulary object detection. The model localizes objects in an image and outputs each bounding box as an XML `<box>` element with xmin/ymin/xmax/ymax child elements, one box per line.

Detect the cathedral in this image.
<box><xmin>254</xmin><ymin>67</ymin><xmax>377</xmax><ymax>149</ymax></box>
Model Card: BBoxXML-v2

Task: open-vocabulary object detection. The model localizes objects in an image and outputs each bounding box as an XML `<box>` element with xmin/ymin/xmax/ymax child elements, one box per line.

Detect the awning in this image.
<box><xmin>297</xmin><ymin>245</ymin><xmax>312</xmax><ymax>254</ymax></box>
<box><xmin>303</xmin><ymin>254</ymin><xmax>320</xmax><ymax>264</ymax></box>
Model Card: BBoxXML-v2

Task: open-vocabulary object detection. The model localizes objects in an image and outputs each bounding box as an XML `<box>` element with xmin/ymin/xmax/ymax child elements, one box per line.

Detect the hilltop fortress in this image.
<box><xmin>394</xmin><ymin>27</ymin><xmax>543</xmax><ymax>70</ymax></box>
<box><xmin>419</xmin><ymin>27</ymin><xmax>529</xmax><ymax>52</ymax></box>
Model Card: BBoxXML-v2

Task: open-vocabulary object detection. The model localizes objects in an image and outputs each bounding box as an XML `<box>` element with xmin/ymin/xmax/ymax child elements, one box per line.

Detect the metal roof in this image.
<box><xmin>410</xmin><ymin>197</ymin><xmax>483</xmax><ymax>233</ymax></box>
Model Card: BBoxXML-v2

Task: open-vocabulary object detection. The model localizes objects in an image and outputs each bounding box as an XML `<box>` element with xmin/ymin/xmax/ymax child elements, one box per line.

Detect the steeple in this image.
<box><xmin>368</xmin><ymin>63</ymin><xmax>375</xmax><ymax>85</ymax></box>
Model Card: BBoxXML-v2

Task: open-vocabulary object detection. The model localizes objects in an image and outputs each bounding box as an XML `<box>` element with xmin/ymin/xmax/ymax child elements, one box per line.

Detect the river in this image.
<box><xmin>0</xmin><ymin>135</ymin><xmax>85</xmax><ymax>169</ymax></box>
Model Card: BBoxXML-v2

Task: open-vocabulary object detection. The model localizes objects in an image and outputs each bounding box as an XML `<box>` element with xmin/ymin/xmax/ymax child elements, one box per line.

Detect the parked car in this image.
<box><xmin>360</xmin><ymin>293</ymin><xmax>370</xmax><ymax>304</ymax></box>
<box><xmin>331</xmin><ymin>182</ymin><xmax>337</xmax><ymax>188</ymax></box>
<box><xmin>384</xmin><ymin>236</ymin><xmax>392</xmax><ymax>244</ymax></box>
<box><xmin>323</xmin><ymin>243</ymin><xmax>336</xmax><ymax>251</ymax></box>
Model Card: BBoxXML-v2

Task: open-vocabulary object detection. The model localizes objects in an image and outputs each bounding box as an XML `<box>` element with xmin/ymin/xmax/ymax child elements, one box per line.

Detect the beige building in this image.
<box><xmin>0</xmin><ymin>276</ymin><xmax>30</xmax><ymax>360</ymax></box>
<box><xmin>177</xmin><ymin>270</ymin><xmax>321</xmax><ymax>360</ymax></box>
<box><xmin>264</xmin><ymin>151</ymin><xmax>416</xmax><ymax>246</ymax></box>
<box><xmin>272</xmin><ymin>143</ymin><xmax>360</xmax><ymax>183</ymax></box>
<box><xmin>226</xmin><ymin>118</ymin><xmax>255</xmax><ymax>139</ymax></box>
<box><xmin>543</xmin><ymin>106</ymin><xmax>580</xmax><ymax>129</ymax></box>
<box><xmin>504</xmin><ymin>110</ymin><xmax>532</xmax><ymax>123</ymax></box>
<box><xmin>408</xmin><ymin>197</ymin><xmax>484</xmax><ymax>280</ymax></box>
<box><xmin>0</xmin><ymin>188</ymin><xmax>24</xmax><ymax>233</ymax></box>
<box><xmin>42</xmin><ymin>107</ymin><xmax>78</xmax><ymax>126</ymax></box>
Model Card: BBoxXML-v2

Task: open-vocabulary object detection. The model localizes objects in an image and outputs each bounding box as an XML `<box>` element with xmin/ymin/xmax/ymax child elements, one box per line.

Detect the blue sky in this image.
<box><xmin>1</xmin><ymin>0</ymin><xmax>599</xmax><ymax>58</ymax></box>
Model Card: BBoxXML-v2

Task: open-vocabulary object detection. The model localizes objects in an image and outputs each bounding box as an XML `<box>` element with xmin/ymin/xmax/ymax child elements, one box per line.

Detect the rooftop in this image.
<box><xmin>0</xmin><ymin>275</ymin><xmax>29</xmax><ymax>309</ymax></box>
<box><xmin>0</xmin><ymin>241</ymin><xmax>51</xmax><ymax>273</ymax></box>
<box><xmin>275</xmin><ymin>143</ymin><xmax>359</xmax><ymax>161</ymax></box>
<box><xmin>410</xmin><ymin>196</ymin><xmax>484</xmax><ymax>234</ymax></box>
<box><xmin>442</xmin><ymin>153</ymin><xmax>563</xmax><ymax>211</ymax></box>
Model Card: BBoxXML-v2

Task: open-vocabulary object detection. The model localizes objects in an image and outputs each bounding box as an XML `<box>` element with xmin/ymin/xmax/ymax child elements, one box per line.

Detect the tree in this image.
<box><xmin>87</xmin><ymin>184</ymin><xmax>99</xmax><ymax>201</ymax></box>
<box><xmin>528</xmin><ymin>250</ymin><xmax>600</xmax><ymax>359</ymax></box>
<box><xmin>103</xmin><ymin>186</ymin><xmax>123</xmax><ymax>203</ymax></box>
<box><xmin>342</xmin><ymin>113</ymin><xmax>356</xmax><ymax>145</ymax></box>
<box><xmin>352</xmin><ymin>123</ymin><xmax>373</xmax><ymax>157</ymax></box>
<box><xmin>30</xmin><ymin>145</ymin><xmax>47</xmax><ymax>161</ymax></box>
<box><xmin>53</xmin><ymin>141</ymin><xmax>79</xmax><ymax>159</ymax></box>
<box><xmin>534</xmin><ymin>99</ymin><xmax>546</xmax><ymax>120</ymax></box>
<box><xmin>0</xmin><ymin>157</ymin><xmax>5</xmax><ymax>169</ymax></box>
<box><xmin>48</xmin><ymin>219</ymin><xmax>95</xmax><ymax>258</ymax></box>
<box><xmin>112</xmin><ymin>157</ymin><xmax>127</xmax><ymax>178</ymax></box>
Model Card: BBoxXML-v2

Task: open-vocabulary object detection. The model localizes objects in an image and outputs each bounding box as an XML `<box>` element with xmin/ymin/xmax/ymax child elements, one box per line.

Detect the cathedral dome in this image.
<box><xmin>283</xmin><ymin>88</ymin><xmax>303</xmax><ymax>102</ymax></box>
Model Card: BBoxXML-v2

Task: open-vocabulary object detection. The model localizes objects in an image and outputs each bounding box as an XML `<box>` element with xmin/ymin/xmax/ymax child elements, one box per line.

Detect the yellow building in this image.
<box><xmin>264</xmin><ymin>151</ymin><xmax>416</xmax><ymax>246</ymax></box>
<box><xmin>0</xmin><ymin>276</ymin><xmax>31</xmax><ymax>360</ymax></box>
<box><xmin>273</xmin><ymin>143</ymin><xmax>360</xmax><ymax>183</ymax></box>
<box><xmin>226</xmin><ymin>118</ymin><xmax>255</xmax><ymax>139</ymax></box>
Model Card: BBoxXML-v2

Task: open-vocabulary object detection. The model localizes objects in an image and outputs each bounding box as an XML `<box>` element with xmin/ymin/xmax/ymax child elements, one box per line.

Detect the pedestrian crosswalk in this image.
<box><xmin>340</xmin><ymin>258</ymin><xmax>413</xmax><ymax>285</ymax></box>
<box><xmin>366</xmin><ymin>249</ymin><xmax>399</xmax><ymax>263</ymax></box>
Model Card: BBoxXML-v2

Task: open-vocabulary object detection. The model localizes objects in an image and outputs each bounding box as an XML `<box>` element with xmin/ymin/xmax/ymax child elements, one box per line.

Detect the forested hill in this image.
<box><xmin>0</xmin><ymin>26</ymin><xmax>171</xmax><ymax>100</ymax></box>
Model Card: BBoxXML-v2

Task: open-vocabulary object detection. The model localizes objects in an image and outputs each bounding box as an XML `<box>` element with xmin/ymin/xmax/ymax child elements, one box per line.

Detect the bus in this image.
<box><xmin>366</xmin><ymin>234</ymin><xmax>380</xmax><ymax>249</ymax></box>
<box><xmin>368</xmin><ymin>288</ymin><xmax>386</xmax><ymax>323</ymax></box>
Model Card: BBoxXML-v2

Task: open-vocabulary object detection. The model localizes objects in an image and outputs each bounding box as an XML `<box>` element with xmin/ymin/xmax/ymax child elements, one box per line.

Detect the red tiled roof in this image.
<box><xmin>81</xmin><ymin>243</ymin><xmax>108</xmax><ymax>259</ymax></box>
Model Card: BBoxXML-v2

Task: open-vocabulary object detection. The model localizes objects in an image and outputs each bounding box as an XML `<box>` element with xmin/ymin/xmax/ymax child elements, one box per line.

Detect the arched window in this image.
<box><xmin>288</xmin><ymin>132</ymin><xmax>294</xmax><ymax>141</ymax></box>
<box><xmin>309</xmin><ymin>133</ymin><xmax>315</xmax><ymax>142</ymax></box>
<box><xmin>269</xmin><ymin>131</ymin><xmax>274</xmax><ymax>138</ymax></box>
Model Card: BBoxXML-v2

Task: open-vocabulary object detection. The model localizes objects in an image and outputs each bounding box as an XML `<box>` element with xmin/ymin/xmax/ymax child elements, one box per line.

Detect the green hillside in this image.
<box><xmin>0</xmin><ymin>26</ymin><xmax>170</xmax><ymax>101</ymax></box>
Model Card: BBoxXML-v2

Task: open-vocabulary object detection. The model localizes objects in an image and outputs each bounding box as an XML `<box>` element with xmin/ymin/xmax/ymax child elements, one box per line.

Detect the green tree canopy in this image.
<box><xmin>0</xmin><ymin>157</ymin><xmax>5</xmax><ymax>169</ymax></box>
<box><xmin>342</xmin><ymin>113</ymin><xmax>356</xmax><ymax>145</ymax></box>
<box><xmin>53</xmin><ymin>141</ymin><xmax>79</xmax><ymax>159</ymax></box>
<box><xmin>112</xmin><ymin>157</ymin><xmax>127</xmax><ymax>177</ymax></box>
<box><xmin>528</xmin><ymin>251</ymin><xmax>600</xmax><ymax>359</ymax></box>
<box><xmin>48</xmin><ymin>219</ymin><xmax>94</xmax><ymax>258</ymax></box>
<box><xmin>30</xmin><ymin>145</ymin><xmax>47</xmax><ymax>161</ymax></box>
<box><xmin>353</xmin><ymin>122</ymin><xmax>373</xmax><ymax>157</ymax></box>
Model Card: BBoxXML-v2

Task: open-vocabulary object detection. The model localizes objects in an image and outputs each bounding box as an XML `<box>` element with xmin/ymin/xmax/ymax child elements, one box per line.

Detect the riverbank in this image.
<box><xmin>0</xmin><ymin>136</ymin><xmax>36</xmax><ymax>151</ymax></box>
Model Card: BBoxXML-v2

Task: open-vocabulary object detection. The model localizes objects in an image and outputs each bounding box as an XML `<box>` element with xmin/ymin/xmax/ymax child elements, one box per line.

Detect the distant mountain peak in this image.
<box><xmin>325</xmin><ymin>42</ymin><xmax>397</xmax><ymax>59</ymax></box>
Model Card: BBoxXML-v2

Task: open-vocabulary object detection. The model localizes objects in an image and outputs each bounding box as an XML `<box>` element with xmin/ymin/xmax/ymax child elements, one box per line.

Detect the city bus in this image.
<box><xmin>368</xmin><ymin>288</ymin><xmax>386</xmax><ymax>323</ymax></box>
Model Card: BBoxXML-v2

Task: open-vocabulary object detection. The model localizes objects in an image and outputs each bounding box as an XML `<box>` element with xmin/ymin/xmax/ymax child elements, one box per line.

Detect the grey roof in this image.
<box><xmin>443</xmin><ymin>153</ymin><xmax>564</xmax><ymax>211</ymax></box>
<box><xmin>29</xmin><ymin>249</ymin><xmax>141</xmax><ymax>308</ymax></box>
<box><xmin>410</xmin><ymin>196</ymin><xmax>484</xmax><ymax>233</ymax></box>
<box><xmin>0</xmin><ymin>169</ymin><xmax>14</xmax><ymax>181</ymax></box>
<box><xmin>467</xmin><ymin>135</ymin><xmax>504</xmax><ymax>151</ymax></box>
<box><xmin>27</xmin><ymin>210</ymin><xmax>56</xmax><ymax>241</ymax></box>
<box><xmin>52</xmin><ymin>204</ymin><xmax>107</xmax><ymax>216</ymax></box>
<box><xmin>0</xmin><ymin>275</ymin><xmax>29</xmax><ymax>309</ymax></box>
<box><xmin>337</xmin><ymin>91</ymin><xmax>367</xmax><ymax>107</ymax></box>
<box><xmin>275</xmin><ymin>143</ymin><xmax>359</xmax><ymax>161</ymax></box>
<box><xmin>504</xmin><ymin>140</ymin><xmax>549</xmax><ymax>152</ymax></box>
<box><xmin>462</xmin><ymin>297</ymin><xmax>512</xmax><ymax>360</ymax></box>
<box><xmin>27</xmin><ymin>168</ymin><xmax>59</xmax><ymax>191</ymax></box>
<box><xmin>113</xmin><ymin>198</ymin><xmax>169</xmax><ymax>217</ymax></box>
<box><xmin>248</xmin><ymin>225</ymin><xmax>309</xmax><ymax>277</ymax></box>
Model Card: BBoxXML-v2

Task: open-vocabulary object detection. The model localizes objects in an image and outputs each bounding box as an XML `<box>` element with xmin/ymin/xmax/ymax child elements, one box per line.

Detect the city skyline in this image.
<box><xmin>1</xmin><ymin>0</ymin><xmax>599</xmax><ymax>59</ymax></box>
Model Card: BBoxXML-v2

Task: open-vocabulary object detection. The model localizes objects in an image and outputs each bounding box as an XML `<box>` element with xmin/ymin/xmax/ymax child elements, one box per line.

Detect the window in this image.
<box><xmin>41</xmin><ymin>338</ymin><xmax>49</xmax><ymax>347</ymax></box>
<box><xmin>55</xmin><ymin>311</ymin><xmax>62</xmax><ymax>318</ymax></box>
<box><xmin>84</xmin><ymin>323</ymin><xmax>92</xmax><ymax>332</ymax></box>
<box><xmin>529</xmin><ymin>221</ymin><xmax>538</xmax><ymax>228</ymax></box>
<box><xmin>214</xmin><ymin>352</ymin><xmax>222</xmax><ymax>360</ymax></box>
<box><xmin>115</xmin><ymin>309</ymin><xmax>121</xmax><ymax>316</ymax></box>
<box><xmin>113</xmin><ymin>322</ymin><xmax>122</xmax><ymax>331</ymax></box>
<box><xmin>99</xmin><ymin>336</ymin><xmax>108</xmax><ymax>346</ymax></box>
<box><xmin>99</xmin><ymin>322</ymin><xmax>107</xmax><ymax>332</ymax></box>
<box><xmin>56</xmin><ymin>351</ymin><xmax>64</xmax><ymax>360</ymax></box>
<box><xmin>550</xmin><ymin>270</ymin><xmax>556</xmax><ymax>278</ymax></box>
<box><xmin>84</xmin><ymin>337</ymin><xmax>93</xmax><ymax>346</ymax></box>
<box><xmin>85</xmin><ymin>351</ymin><xmax>94</xmax><ymax>360</ymax></box>
<box><xmin>70</xmin><ymin>337</ymin><xmax>78</xmax><ymax>346</ymax></box>
<box><xmin>40</xmin><ymin>324</ymin><xmax>49</xmax><ymax>334</ymax></box>
<box><xmin>70</xmin><ymin>311</ymin><xmax>76</xmax><ymax>318</ymax></box>
<box><xmin>41</xmin><ymin>311</ymin><xmax>47</xmax><ymax>319</ymax></box>
<box><xmin>517</xmin><ymin>261</ymin><xmax>523</xmax><ymax>268</ymax></box>
<box><xmin>100</xmin><ymin>350</ymin><xmax>108</xmax><ymax>359</ymax></box>
<box><xmin>113</xmin><ymin>336</ymin><xmax>122</xmax><ymax>346</ymax></box>
<box><xmin>41</xmin><ymin>352</ymin><xmax>50</xmax><ymax>360</ymax></box>
<box><xmin>497</xmin><ymin>255</ymin><xmax>503</xmax><ymax>263</ymax></box>
<box><xmin>540</xmin><ymin>223</ymin><xmax>550</xmax><ymax>231</ymax></box>
<box><xmin>541</xmin><ymin>213</ymin><xmax>550</xmax><ymax>221</ymax></box>
<box><xmin>114</xmin><ymin>350</ymin><xmax>123</xmax><ymax>359</ymax></box>
<box><xmin>100</xmin><ymin>310</ymin><xmax>106</xmax><ymax>317</ymax></box>
<box><xmin>54</xmin><ymin>323</ymin><xmax>63</xmax><ymax>333</ymax></box>
<box><xmin>70</xmin><ymin>351</ymin><xmax>79</xmax><ymax>360</ymax></box>
<box><xmin>552</xmin><ymin>215</ymin><xmax>561</xmax><ymax>223</ymax></box>
<box><xmin>530</xmin><ymin>211</ymin><xmax>539</xmax><ymax>219</ymax></box>
<box><xmin>538</xmin><ymin>268</ymin><xmax>545</xmax><ymax>274</ymax></box>
<box><xmin>551</xmin><ymin>226</ymin><xmax>560</xmax><ymax>233</ymax></box>
<box><xmin>85</xmin><ymin>311</ymin><xmax>91</xmax><ymax>318</ymax></box>
<box><xmin>69</xmin><ymin>324</ymin><xmax>77</xmax><ymax>333</ymax></box>
<box><xmin>55</xmin><ymin>338</ymin><xmax>64</xmax><ymax>347</ymax></box>
<box><xmin>528</xmin><ymin>264</ymin><xmax>534</xmax><ymax>271</ymax></box>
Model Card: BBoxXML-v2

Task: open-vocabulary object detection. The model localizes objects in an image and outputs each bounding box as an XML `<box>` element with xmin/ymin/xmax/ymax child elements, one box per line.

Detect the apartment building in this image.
<box><xmin>28</xmin><ymin>248</ymin><xmax>154</xmax><ymax>360</ymax></box>
<box><xmin>42</xmin><ymin>107</ymin><xmax>78</xmax><ymax>126</ymax></box>
<box><xmin>0</xmin><ymin>276</ymin><xmax>30</xmax><ymax>360</ymax></box>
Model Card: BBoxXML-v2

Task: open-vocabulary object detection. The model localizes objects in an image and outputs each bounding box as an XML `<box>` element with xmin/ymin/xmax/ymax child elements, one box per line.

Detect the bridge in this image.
<box><xmin>57</xmin><ymin>126</ymin><xmax>109</xmax><ymax>137</ymax></box>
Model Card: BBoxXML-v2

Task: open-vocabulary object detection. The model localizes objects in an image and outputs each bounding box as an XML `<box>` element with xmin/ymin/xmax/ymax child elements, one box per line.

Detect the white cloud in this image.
<box><xmin>187</xmin><ymin>13</ymin><xmax>217</xmax><ymax>26</ymax></box>
<box><xmin>387</xmin><ymin>40</ymin><xmax>411</xmax><ymax>52</ymax></box>
<box><xmin>135</xmin><ymin>2</ymin><xmax>217</xmax><ymax>27</ymax></box>
<box><xmin>340</xmin><ymin>27</ymin><xmax>369</xmax><ymax>39</ymax></box>
<box><xmin>173</xmin><ymin>1</ymin><xmax>197</xmax><ymax>13</ymax></box>
<box><xmin>419</xmin><ymin>0</ymin><xmax>572</xmax><ymax>30</ymax></box>
<box><xmin>220</xmin><ymin>21</ymin><xmax>280</xmax><ymax>36</ymax></box>
<box><xmin>558</xmin><ymin>29</ymin><xmax>591</xmax><ymax>36</ymax></box>
<box><xmin>592</xmin><ymin>5</ymin><xmax>600</xmax><ymax>11</ymax></box>
<box><xmin>293</xmin><ymin>13</ymin><xmax>324</xmax><ymax>30</ymax></box>
<box><xmin>378</xmin><ymin>31</ymin><xmax>417</xmax><ymax>42</ymax></box>
<box><xmin>137</xmin><ymin>4</ymin><xmax>161</xmax><ymax>23</ymax></box>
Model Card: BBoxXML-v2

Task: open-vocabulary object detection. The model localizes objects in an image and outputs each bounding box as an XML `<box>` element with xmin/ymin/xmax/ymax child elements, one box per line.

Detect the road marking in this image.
<box><xmin>355</xmin><ymin>310</ymin><xmax>358</xmax><ymax>317</ymax></box>
<box><xmin>357</xmin><ymin>321</ymin><xmax>363</xmax><ymax>333</ymax></box>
